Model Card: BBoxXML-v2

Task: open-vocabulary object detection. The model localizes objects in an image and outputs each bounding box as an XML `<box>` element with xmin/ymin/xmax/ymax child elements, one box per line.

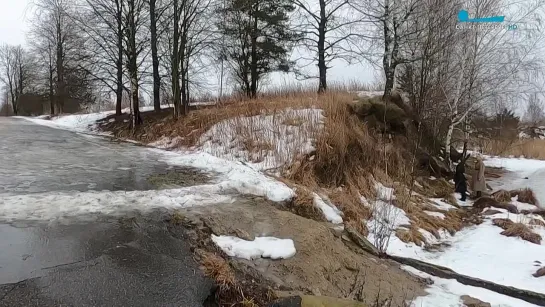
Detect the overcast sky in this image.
<box><xmin>0</xmin><ymin>1</ymin><xmax>29</xmax><ymax>46</ymax></box>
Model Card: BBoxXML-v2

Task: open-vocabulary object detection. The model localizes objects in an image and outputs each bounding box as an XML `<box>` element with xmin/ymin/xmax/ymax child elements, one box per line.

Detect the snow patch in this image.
<box><xmin>375</xmin><ymin>182</ymin><xmax>396</xmax><ymax>201</ymax></box>
<box><xmin>211</xmin><ymin>235</ymin><xmax>296</xmax><ymax>260</ymax></box>
<box><xmin>430</xmin><ymin>198</ymin><xmax>457</xmax><ymax>210</ymax></box>
<box><xmin>153</xmin><ymin>149</ymin><xmax>295</xmax><ymax>202</ymax></box>
<box><xmin>313</xmin><ymin>193</ymin><xmax>343</xmax><ymax>224</ymax></box>
<box><xmin>197</xmin><ymin>108</ymin><xmax>324</xmax><ymax>171</ymax></box>
<box><xmin>0</xmin><ymin>185</ymin><xmax>234</xmax><ymax>222</ymax></box>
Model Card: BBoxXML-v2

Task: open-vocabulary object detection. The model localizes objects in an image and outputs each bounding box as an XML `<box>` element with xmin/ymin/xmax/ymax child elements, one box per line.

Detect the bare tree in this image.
<box><xmin>438</xmin><ymin>0</ymin><xmax>544</xmax><ymax>167</ymax></box>
<box><xmin>0</xmin><ymin>45</ymin><xmax>31</xmax><ymax>115</ymax></box>
<box><xmin>79</xmin><ymin>0</ymin><xmax>126</xmax><ymax>116</ymax></box>
<box><xmin>353</xmin><ymin>0</ymin><xmax>426</xmax><ymax>99</ymax></box>
<box><xmin>524</xmin><ymin>94</ymin><xmax>545</xmax><ymax>126</ymax></box>
<box><xmin>123</xmin><ymin>0</ymin><xmax>147</xmax><ymax>127</ymax></box>
<box><xmin>168</xmin><ymin>0</ymin><xmax>214</xmax><ymax>117</ymax></box>
<box><xmin>292</xmin><ymin>0</ymin><xmax>359</xmax><ymax>92</ymax></box>
<box><xmin>149</xmin><ymin>0</ymin><xmax>163</xmax><ymax>112</ymax></box>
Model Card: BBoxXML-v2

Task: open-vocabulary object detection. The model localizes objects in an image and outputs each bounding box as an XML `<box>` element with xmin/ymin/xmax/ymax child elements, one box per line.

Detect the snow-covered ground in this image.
<box><xmin>388</xmin><ymin>155</ymin><xmax>545</xmax><ymax>307</ymax></box>
<box><xmin>20</xmin><ymin>110</ymin><xmax>117</xmax><ymax>134</ymax></box>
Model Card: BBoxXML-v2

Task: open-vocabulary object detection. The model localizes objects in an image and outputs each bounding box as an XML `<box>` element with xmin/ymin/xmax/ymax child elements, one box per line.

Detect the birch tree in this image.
<box><xmin>439</xmin><ymin>0</ymin><xmax>544</xmax><ymax>167</ymax></box>
<box><xmin>352</xmin><ymin>0</ymin><xmax>425</xmax><ymax>99</ymax></box>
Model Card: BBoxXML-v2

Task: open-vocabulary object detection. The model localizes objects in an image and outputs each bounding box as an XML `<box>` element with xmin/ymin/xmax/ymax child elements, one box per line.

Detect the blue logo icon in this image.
<box><xmin>458</xmin><ymin>10</ymin><xmax>505</xmax><ymax>23</ymax></box>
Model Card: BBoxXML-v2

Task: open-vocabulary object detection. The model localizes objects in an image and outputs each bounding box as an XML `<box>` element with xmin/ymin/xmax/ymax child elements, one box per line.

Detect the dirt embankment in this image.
<box><xmin>171</xmin><ymin>197</ymin><xmax>427</xmax><ymax>307</ymax></box>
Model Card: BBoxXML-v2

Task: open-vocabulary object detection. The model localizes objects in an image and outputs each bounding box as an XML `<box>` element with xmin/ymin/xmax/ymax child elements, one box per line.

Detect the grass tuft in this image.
<box><xmin>201</xmin><ymin>253</ymin><xmax>236</xmax><ymax>290</ymax></box>
<box><xmin>510</xmin><ymin>188</ymin><xmax>538</xmax><ymax>206</ymax></box>
<box><xmin>491</xmin><ymin>190</ymin><xmax>512</xmax><ymax>203</ymax></box>
<box><xmin>492</xmin><ymin>218</ymin><xmax>542</xmax><ymax>244</ymax></box>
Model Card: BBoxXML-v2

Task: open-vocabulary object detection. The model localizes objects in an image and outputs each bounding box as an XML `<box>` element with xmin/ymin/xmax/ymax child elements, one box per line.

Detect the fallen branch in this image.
<box><xmin>343</xmin><ymin>226</ymin><xmax>545</xmax><ymax>306</ymax></box>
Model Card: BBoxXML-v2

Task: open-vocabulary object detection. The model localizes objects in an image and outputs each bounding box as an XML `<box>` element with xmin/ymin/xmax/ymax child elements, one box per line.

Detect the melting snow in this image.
<box><xmin>153</xmin><ymin>149</ymin><xmax>295</xmax><ymax>202</ymax></box>
<box><xmin>211</xmin><ymin>235</ymin><xmax>296</xmax><ymax>260</ymax></box>
<box><xmin>0</xmin><ymin>185</ymin><xmax>235</xmax><ymax>222</ymax></box>
<box><xmin>197</xmin><ymin>108</ymin><xmax>324</xmax><ymax>171</ymax></box>
<box><xmin>405</xmin><ymin>266</ymin><xmax>540</xmax><ymax>307</ymax></box>
<box><xmin>313</xmin><ymin>193</ymin><xmax>343</xmax><ymax>224</ymax></box>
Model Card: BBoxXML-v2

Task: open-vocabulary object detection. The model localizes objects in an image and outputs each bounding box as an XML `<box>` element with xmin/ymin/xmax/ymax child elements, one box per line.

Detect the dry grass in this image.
<box><xmin>286</xmin><ymin>188</ymin><xmax>326</xmax><ymax>222</ymax></box>
<box><xmin>474</xmin><ymin>197</ymin><xmax>519</xmax><ymax>214</ymax></box>
<box><xmin>510</xmin><ymin>188</ymin><xmax>538</xmax><ymax>206</ymax></box>
<box><xmin>201</xmin><ymin>253</ymin><xmax>236</xmax><ymax>290</ymax></box>
<box><xmin>200</xmin><ymin>252</ymin><xmax>275</xmax><ymax>306</ymax></box>
<box><xmin>415</xmin><ymin>177</ymin><xmax>457</xmax><ymax>207</ymax></box>
<box><xmin>492</xmin><ymin>218</ymin><xmax>542</xmax><ymax>244</ymax></box>
<box><xmin>328</xmin><ymin>186</ymin><xmax>373</xmax><ymax>236</ymax></box>
<box><xmin>396</xmin><ymin>227</ymin><xmax>425</xmax><ymax>247</ymax></box>
<box><xmin>492</xmin><ymin>218</ymin><xmax>514</xmax><ymax>229</ymax></box>
<box><xmin>286</xmin><ymin>92</ymin><xmax>410</xmax><ymax>191</ymax></box>
<box><xmin>169</xmin><ymin>210</ymin><xmax>185</xmax><ymax>225</ymax></box>
<box><xmin>403</xmin><ymin>203</ymin><xmax>462</xmax><ymax>238</ymax></box>
<box><xmin>482</xmin><ymin>139</ymin><xmax>545</xmax><ymax>160</ymax></box>
<box><xmin>491</xmin><ymin>190</ymin><xmax>512</xmax><ymax>203</ymax></box>
<box><xmin>529</xmin><ymin>218</ymin><xmax>545</xmax><ymax>227</ymax></box>
<box><xmin>281</xmin><ymin>116</ymin><xmax>306</xmax><ymax>127</ymax></box>
<box><xmin>101</xmin><ymin>91</ymin><xmax>326</xmax><ymax>147</ymax></box>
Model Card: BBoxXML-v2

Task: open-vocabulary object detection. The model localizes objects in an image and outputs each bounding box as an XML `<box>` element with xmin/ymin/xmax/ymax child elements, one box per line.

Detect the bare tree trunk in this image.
<box><xmin>116</xmin><ymin>0</ymin><xmax>123</xmax><ymax>116</ymax></box>
<box><xmin>249</xmin><ymin>1</ymin><xmax>258</xmax><ymax>98</ymax></box>
<box><xmin>56</xmin><ymin>19</ymin><xmax>65</xmax><ymax>114</ymax></box>
<box><xmin>127</xmin><ymin>0</ymin><xmax>142</xmax><ymax>127</ymax></box>
<box><xmin>150</xmin><ymin>0</ymin><xmax>161</xmax><ymax>112</ymax></box>
<box><xmin>172</xmin><ymin>0</ymin><xmax>182</xmax><ymax>118</ymax></box>
<box><xmin>317</xmin><ymin>0</ymin><xmax>327</xmax><ymax>93</ymax></box>
<box><xmin>47</xmin><ymin>42</ymin><xmax>55</xmax><ymax>115</ymax></box>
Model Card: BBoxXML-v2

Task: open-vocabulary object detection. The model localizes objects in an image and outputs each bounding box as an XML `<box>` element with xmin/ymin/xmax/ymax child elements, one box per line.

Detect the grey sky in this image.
<box><xmin>0</xmin><ymin>0</ymin><xmax>29</xmax><ymax>46</ymax></box>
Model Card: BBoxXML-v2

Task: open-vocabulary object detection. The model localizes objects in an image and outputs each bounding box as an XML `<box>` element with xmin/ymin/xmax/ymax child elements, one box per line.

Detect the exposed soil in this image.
<box><xmin>177</xmin><ymin>197</ymin><xmax>426</xmax><ymax>306</ymax></box>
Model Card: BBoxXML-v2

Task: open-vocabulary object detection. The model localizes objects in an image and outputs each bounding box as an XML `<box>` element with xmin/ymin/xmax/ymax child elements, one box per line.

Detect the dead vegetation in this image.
<box><xmin>474</xmin><ymin>197</ymin><xmax>519</xmax><ymax>214</ymax></box>
<box><xmin>328</xmin><ymin>186</ymin><xmax>373</xmax><ymax>236</ymax></box>
<box><xmin>200</xmin><ymin>252</ymin><xmax>275</xmax><ymax>306</ymax></box>
<box><xmin>492</xmin><ymin>219</ymin><xmax>542</xmax><ymax>244</ymax></box>
<box><xmin>510</xmin><ymin>188</ymin><xmax>538</xmax><ymax>206</ymax></box>
<box><xmin>529</xmin><ymin>218</ymin><xmax>545</xmax><ymax>227</ymax></box>
<box><xmin>491</xmin><ymin>190</ymin><xmax>512</xmax><ymax>203</ymax></box>
<box><xmin>481</xmin><ymin>138</ymin><xmax>545</xmax><ymax>160</ymax></box>
<box><xmin>201</xmin><ymin>252</ymin><xmax>236</xmax><ymax>290</ymax></box>
<box><xmin>97</xmin><ymin>91</ymin><xmax>326</xmax><ymax>147</ymax></box>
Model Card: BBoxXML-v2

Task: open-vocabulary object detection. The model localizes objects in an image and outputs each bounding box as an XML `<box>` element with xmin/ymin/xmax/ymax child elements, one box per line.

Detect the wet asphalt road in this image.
<box><xmin>0</xmin><ymin>118</ymin><xmax>213</xmax><ymax>306</ymax></box>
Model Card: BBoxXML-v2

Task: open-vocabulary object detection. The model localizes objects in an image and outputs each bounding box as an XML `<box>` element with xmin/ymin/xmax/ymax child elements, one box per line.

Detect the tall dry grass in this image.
<box><xmin>481</xmin><ymin>139</ymin><xmax>545</xmax><ymax>160</ymax></box>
